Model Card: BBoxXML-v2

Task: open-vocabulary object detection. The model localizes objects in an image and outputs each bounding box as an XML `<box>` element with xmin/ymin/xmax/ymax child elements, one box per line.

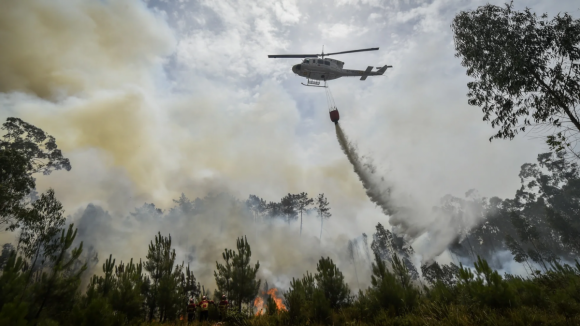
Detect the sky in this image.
<box><xmin>1</xmin><ymin>0</ymin><xmax>579</xmax><ymax>289</ymax></box>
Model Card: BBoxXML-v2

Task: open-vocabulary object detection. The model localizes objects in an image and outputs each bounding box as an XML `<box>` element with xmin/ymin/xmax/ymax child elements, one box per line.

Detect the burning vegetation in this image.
<box><xmin>254</xmin><ymin>287</ymin><xmax>287</xmax><ymax>315</ymax></box>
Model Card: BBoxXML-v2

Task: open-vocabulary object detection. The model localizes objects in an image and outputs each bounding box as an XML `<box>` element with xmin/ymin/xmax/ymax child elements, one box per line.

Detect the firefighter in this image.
<box><xmin>198</xmin><ymin>295</ymin><xmax>215</xmax><ymax>322</ymax></box>
<box><xmin>186</xmin><ymin>299</ymin><xmax>196</xmax><ymax>323</ymax></box>
<box><xmin>218</xmin><ymin>295</ymin><xmax>229</xmax><ymax>320</ymax></box>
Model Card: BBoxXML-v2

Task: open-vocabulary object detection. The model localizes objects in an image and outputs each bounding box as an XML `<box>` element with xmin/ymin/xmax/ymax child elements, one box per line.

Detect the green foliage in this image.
<box><xmin>215</xmin><ymin>236</ymin><xmax>261</xmax><ymax>312</ymax></box>
<box><xmin>280</xmin><ymin>194</ymin><xmax>298</xmax><ymax>224</ymax></box>
<box><xmin>77</xmin><ymin>233</ymin><xmax>197</xmax><ymax>325</ymax></box>
<box><xmin>0</xmin><ymin>302</ymin><xmax>28</xmax><ymax>326</ymax></box>
<box><xmin>266</xmin><ymin>295</ymin><xmax>277</xmax><ymax>316</ymax></box>
<box><xmin>34</xmin><ymin>223</ymin><xmax>86</xmax><ymax>321</ymax></box>
<box><xmin>110</xmin><ymin>259</ymin><xmax>147</xmax><ymax>324</ymax></box>
<box><xmin>0</xmin><ymin>251</ymin><xmax>27</xmax><ymax>310</ymax></box>
<box><xmin>1</xmin><ymin>117</ymin><xmax>71</xmax><ymax>175</ymax></box>
<box><xmin>284</xmin><ymin>257</ymin><xmax>349</xmax><ymax>324</ymax></box>
<box><xmin>17</xmin><ymin>189</ymin><xmax>67</xmax><ymax>277</ymax></box>
<box><xmin>0</xmin><ymin>117</ymin><xmax>71</xmax><ymax>231</ymax></box>
<box><xmin>456</xmin><ymin>256</ymin><xmax>516</xmax><ymax>308</ymax></box>
<box><xmin>359</xmin><ymin>253</ymin><xmax>419</xmax><ymax>319</ymax></box>
<box><xmin>0</xmin><ymin>149</ymin><xmax>35</xmax><ymax>229</ymax></box>
<box><xmin>421</xmin><ymin>261</ymin><xmax>459</xmax><ymax>287</ymax></box>
<box><xmin>315</xmin><ymin>257</ymin><xmax>350</xmax><ymax>309</ymax></box>
<box><xmin>452</xmin><ymin>3</ymin><xmax>580</xmax><ymax>158</ymax></box>
<box><xmin>284</xmin><ymin>272</ymin><xmax>314</xmax><ymax>324</ymax></box>
<box><xmin>143</xmin><ymin>232</ymin><xmax>191</xmax><ymax>322</ymax></box>
<box><xmin>224</xmin><ymin>305</ymin><xmax>253</xmax><ymax>326</ymax></box>
<box><xmin>3</xmin><ymin>117</ymin><xmax>580</xmax><ymax>325</ymax></box>
<box><xmin>372</xmin><ymin>223</ymin><xmax>419</xmax><ymax>280</ymax></box>
<box><xmin>450</xmin><ymin>151</ymin><xmax>580</xmax><ymax>269</ymax></box>
<box><xmin>79</xmin><ymin>297</ymin><xmax>115</xmax><ymax>326</ymax></box>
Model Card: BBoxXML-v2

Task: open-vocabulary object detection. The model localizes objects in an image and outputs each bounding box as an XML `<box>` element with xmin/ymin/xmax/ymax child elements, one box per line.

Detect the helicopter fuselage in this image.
<box><xmin>291</xmin><ymin>58</ymin><xmax>390</xmax><ymax>81</ymax></box>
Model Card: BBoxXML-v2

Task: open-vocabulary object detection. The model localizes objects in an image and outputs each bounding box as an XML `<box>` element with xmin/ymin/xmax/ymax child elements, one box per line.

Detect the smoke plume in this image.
<box><xmin>335</xmin><ymin>123</ymin><xmax>483</xmax><ymax>260</ymax></box>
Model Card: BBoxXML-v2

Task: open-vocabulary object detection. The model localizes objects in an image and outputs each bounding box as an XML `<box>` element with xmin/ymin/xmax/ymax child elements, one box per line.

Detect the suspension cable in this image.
<box><xmin>325</xmin><ymin>85</ymin><xmax>337</xmax><ymax>112</ymax></box>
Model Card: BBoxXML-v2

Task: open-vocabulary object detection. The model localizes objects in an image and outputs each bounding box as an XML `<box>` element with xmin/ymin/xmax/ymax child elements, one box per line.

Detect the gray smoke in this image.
<box><xmin>335</xmin><ymin>123</ymin><xmax>484</xmax><ymax>261</ymax></box>
<box><xmin>69</xmin><ymin>192</ymin><xmax>373</xmax><ymax>292</ymax></box>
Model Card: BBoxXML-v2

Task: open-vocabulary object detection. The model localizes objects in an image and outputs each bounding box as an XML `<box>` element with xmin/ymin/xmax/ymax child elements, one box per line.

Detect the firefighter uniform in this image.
<box><xmin>186</xmin><ymin>300</ymin><xmax>196</xmax><ymax>323</ymax></box>
<box><xmin>218</xmin><ymin>295</ymin><xmax>229</xmax><ymax>320</ymax></box>
<box><xmin>198</xmin><ymin>296</ymin><xmax>214</xmax><ymax>322</ymax></box>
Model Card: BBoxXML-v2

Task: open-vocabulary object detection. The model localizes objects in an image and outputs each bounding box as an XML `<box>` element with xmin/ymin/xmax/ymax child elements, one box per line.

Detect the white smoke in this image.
<box><xmin>335</xmin><ymin>123</ymin><xmax>485</xmax><ymax>260</ymax></box>
<box><xmin>68</xmin><ymin>193</ymin><xmax>373</xmax><ymax>292</ymax></box>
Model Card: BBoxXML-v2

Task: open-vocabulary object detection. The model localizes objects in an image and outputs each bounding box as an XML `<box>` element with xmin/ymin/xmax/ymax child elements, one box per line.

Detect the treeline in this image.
<box><xmin>438</xmin><ymin>151</ymin><xmax>580</xmax><ymax>272</ymax></box>
<box><xmin>2</xmin><ymin>114</ymin><xmax>580</xmax><ymax>325</ymax></box>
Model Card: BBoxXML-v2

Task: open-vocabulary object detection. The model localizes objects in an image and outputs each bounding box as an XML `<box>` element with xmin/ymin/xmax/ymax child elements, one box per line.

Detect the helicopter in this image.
<box><xmin>268</xmin><ymin>47</ymin><xmax>392</xmax><ymax>87</ymax></box>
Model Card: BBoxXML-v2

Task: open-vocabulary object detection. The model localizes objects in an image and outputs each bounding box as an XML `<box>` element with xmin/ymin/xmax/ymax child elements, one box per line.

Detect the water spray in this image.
<box><xmin>334</xmin><ymin>123</ymin><xmax>397</xmax><ymax>217</ymax></box>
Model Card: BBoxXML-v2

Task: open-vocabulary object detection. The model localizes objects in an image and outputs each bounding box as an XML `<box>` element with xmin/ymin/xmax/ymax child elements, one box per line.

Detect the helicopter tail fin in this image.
<box><xmin>375</xmin><ymin>65</ymin><xmax>393</xmax><ymax>75</ymax></box>
<box><xmin>360</xmin><ymin>66</ymin><xmax>374</xmax><ymax>80</ymax></box>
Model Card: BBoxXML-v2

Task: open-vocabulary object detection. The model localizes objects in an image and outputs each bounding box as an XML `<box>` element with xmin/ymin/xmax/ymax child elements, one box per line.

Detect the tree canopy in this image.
<box><xmin>214</xmin><ymin>236</ymin><xmax>261</xmax><ymax>311</ymax></box>
<box><xmin>452</xmin><ymin>3</ymin><xmax>580</xmax><ymax>157</ymax></box>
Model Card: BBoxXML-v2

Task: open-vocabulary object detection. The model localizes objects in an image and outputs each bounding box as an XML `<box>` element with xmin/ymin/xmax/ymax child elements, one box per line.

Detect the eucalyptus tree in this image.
<box><xmin>0</xmin><ymin>117</ymin><xmax>70</xmax><ymax>230</ymax></box>
<box><xmin>452</xmin><ymin>4</ymin><xmax>580</xmax><ymax>158</ymax></box>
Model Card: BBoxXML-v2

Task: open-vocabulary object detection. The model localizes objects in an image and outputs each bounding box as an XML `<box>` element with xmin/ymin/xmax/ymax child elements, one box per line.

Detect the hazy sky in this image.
<box><xmin>1</xmin><ymin>0</ymin><xmax>579</xmax><ymax>283</ymax></box>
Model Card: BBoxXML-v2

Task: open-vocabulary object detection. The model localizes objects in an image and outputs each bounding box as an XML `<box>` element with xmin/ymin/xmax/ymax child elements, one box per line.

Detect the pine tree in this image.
<box><xmin>246</xmin><ymin>195</ymin><xmax>267</xmax><ymax>223</ymax></box>
<box><xmin>421</xmin><ymin>261</ymin><xmax>460</xmax><ymax>287</ymax></box>
<box><xmin>214</xmin><ymin>248</ymin><xmax>234</xmax><ymax>300</ymax></box>
<box><xmin>316</xmin><ymin>194</ymin><xmax>331</xmax><ymax>240</ymax></box>
<box><xmin>367</xmin><ymin>252</ymin><xmax>419</xmax><ymax>316</ymax></box>
<box><xmin>111</xmin><ymin>258</ymin><xmax>147</xmax><ymax>324</ymax></box>
<box><xmin>295</xmin><ymin>192</ymin><xmax>313</xmax><ymax>236</ymax></box>
<box><xmin>214</xmin><ymin>236</ymin><xmax>260</xmax><ymax>311</ymax></box>
<box><xmin>266</xmin><ymin>295</ymin><xmax>277</xmax><ymax>315</ymax></box>
<box><xmin>0</xmin><ymin>251</ymin><xmax>27</xmax><ymax>314</ymax></box>
<box><xmin>314</xmin><ymin>257</ymin><xmax>350</xmax><ymax>309</ymax></box>
<box><xmin>281</xmin><ymin>194</ymin><xmax>298</xmax><ymax>224</ymax></box>
<box><xmin>371</xmin><ymin>223</ymin><xmax>419</xmax><ymax>280</ymax></box>
<box><xmin>34</xmin><ymin>224</ymin><xmax>87</xmax><ymax>320</ymax></box>
<box><xmin>266</xmin><ymin>201</ymin><xmax>282</xmax><ymax>221</ymax></box>
<box><xmin>144</xmin><ymin>232</ymin><xmax>176</xmax><ymax>322</ymax></box>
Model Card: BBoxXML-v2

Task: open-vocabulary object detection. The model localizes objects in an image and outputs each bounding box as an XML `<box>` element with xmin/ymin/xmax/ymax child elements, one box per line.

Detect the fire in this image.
<box><xmin>266</xmin><ymin>288</ymin><xmax>287</xmax><ymax>312</ymax></box>
<box><xmin>253</xmin><ymin>287</ymin><xmax>287</xmax><ymax>316</ymax></box>
<box><xmin>254</xmin><ymin>296</ymin><xmax>264</xmax><ymax>316</ymax></box>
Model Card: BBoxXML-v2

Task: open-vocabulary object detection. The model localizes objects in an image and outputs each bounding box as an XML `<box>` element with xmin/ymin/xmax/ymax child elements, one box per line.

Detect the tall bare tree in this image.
<box><xmin>316</xmin><ymin>194</ymin><xmax>331</xmax><ymax>240</ymax></box>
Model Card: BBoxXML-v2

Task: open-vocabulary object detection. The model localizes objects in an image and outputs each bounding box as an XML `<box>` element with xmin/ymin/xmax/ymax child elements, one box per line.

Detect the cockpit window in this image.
<box><xmin>324</xmin><ymin>61</ymin><xmax>330</xmax><ymax>65</ymax></box>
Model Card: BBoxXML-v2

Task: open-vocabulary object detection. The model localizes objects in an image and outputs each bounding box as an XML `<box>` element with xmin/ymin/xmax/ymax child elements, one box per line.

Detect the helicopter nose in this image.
<box><xmin>292</xmin><ymin>64</ymin><xmax>301</xmax><ymax>74</ymax></box>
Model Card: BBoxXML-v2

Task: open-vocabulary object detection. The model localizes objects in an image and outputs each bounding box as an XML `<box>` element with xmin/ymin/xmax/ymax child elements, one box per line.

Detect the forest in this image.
<box><xmin>1</xmin><ymin>2</ymin><xmax>580</xmax><ymax>326</ymax></box>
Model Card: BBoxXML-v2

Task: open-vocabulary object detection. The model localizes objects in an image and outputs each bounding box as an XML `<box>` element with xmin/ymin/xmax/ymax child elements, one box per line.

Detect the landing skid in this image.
<box><xmin>301</xmin><ymin>79</ymin><xmax>327</xmax><ymax>88</ymax></box>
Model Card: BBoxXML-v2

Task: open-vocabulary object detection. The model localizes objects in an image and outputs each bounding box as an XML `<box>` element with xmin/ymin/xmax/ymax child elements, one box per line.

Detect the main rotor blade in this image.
<box><xmin>325</xmin><ymin>47</ymin><xmax>379</xmax><ymax>56</ymax></box>
<box><xmin>268</xmin><ymin>54</ymin><xmax>319</xmax><ymax>58</ymax></box>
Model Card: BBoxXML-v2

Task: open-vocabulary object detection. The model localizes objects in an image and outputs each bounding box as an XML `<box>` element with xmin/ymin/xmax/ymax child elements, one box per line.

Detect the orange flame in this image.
<box><xmin>254</xmin><ymin>296</ymin><xmax>264</xmax><ymax>316</ymax></box>
<box><xmin>266</xmin><ymin>288</ymin><xmax>287</xmax><ymax>312</ymax></box>
<box><xmin>253</xmin><ymin>287</ymin><xmax>287</xmax><ymax>315</ymax></box>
